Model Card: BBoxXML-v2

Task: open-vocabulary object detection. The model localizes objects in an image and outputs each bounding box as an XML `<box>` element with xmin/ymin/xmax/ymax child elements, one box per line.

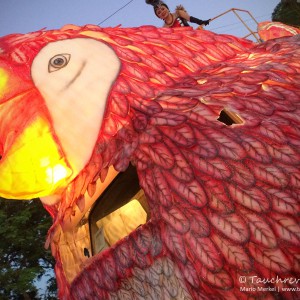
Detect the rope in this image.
<box><xmin>97</xmin><ymin>0</ymin><xmax>135</xmax><ymax>26</ymax></box>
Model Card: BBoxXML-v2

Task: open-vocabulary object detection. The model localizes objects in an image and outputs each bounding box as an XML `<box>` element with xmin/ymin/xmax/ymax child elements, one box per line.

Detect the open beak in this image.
<box><xmin>0</xmin><ymin>67</ymin><xmax>74</xmax><ymax>199</ymax></box>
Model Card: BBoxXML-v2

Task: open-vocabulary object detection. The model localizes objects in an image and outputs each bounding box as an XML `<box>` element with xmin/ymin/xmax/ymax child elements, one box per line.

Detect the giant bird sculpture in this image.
<box><xmin>0</xmin><ymin>23</ymin><xmax>299</xmax><ymax>299</ymax></box>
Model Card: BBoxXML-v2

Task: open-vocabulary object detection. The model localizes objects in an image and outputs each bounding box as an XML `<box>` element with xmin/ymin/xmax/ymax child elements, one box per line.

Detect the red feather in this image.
<box><xmin>0</xmin><ymin>24</ymin><xmax>300</xmax><ymax>300</ymax></box>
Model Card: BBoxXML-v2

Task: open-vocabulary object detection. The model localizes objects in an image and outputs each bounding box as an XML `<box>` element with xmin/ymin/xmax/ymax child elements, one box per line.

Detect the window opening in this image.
<box><xmin>89</xmin><ymin>164</ymin><xmax>149</xmax><ymax>255</ymax></box>
<box><xmin>218</xmin><ymin>109</ymin><xmax>243</xmax><ymax>125</ymax></box>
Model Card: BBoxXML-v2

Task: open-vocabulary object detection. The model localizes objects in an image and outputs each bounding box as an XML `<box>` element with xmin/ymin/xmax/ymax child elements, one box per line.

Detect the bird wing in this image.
<box><xmin>130</xmin><ymin>34</ymin><xmax>300</xmax><ymax>298</ymax></box>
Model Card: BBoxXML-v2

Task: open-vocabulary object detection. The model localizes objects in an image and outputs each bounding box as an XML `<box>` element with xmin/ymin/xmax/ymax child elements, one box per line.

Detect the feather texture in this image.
<box><xmin>0</xmin><ymin>24</ymin><xmax>299</xmax><ymax>299</ymax></box>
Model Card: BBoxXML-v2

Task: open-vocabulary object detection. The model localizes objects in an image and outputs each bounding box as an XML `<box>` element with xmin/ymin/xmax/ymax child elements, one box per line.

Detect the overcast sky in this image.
<box><xmin>1</xmin><ymin>0</ymin><xmax>279</xmax><ymax>40</ymax></box>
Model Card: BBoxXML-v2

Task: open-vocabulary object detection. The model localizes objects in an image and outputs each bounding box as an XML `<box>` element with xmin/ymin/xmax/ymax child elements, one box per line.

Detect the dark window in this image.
<box><xmin>218</xmin><ymin>109</ymin><xmax>243</xmax><ymax>126</ymax></box>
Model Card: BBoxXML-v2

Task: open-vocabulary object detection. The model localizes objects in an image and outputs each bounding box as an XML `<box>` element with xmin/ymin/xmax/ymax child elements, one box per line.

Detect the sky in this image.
<box><xmin>1</xmin><ymin>0</ymin><xmax>280</xmax><ymax>41</ymax></box>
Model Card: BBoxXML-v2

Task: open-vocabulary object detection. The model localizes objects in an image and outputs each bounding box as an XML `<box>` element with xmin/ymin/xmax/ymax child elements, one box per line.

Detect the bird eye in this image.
<box><xmin>48</xmin><ymin>54</ymin><xmax>71</xmax><ymax>73</ymax></box>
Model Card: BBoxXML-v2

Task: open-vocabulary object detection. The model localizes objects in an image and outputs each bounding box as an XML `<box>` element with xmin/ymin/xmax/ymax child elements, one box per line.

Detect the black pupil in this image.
<box><xmin>53</xmin><ymin>57</ymin><xmax>65</xmax><ymax>66</ymax></box>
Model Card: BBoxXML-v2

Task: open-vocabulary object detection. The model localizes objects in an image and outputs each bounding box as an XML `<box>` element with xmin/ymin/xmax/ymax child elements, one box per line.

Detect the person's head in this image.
<box><xmin>154</xmin><ymin>3</ymin><xmax>170</xmax><ymax>19</ymax></box>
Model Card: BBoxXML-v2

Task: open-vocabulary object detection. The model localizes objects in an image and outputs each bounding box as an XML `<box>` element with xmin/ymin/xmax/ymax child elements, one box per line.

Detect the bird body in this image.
<box><xmin>0</xmin><ymin>24</ymin><xmax>299</xmax><ymax>299</ymax></box>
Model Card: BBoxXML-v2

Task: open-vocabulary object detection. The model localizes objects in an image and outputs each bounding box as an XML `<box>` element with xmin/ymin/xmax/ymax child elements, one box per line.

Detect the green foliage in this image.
<box><xmin>0</xmin><ymin>198</ymin><xmax>57</xmax><ymax>299</ymax></box>
<box><xmin>272</xmin><ymin>0</ymin><xmax>300</xmax><ymax>26</ymax></box>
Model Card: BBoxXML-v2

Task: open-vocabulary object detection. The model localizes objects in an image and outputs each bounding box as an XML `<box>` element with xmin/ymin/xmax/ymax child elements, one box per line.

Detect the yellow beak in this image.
<box><xmin>0</xmin><ymin>116</ymin><xmax>73</xmax><ymax>199</ymax></box>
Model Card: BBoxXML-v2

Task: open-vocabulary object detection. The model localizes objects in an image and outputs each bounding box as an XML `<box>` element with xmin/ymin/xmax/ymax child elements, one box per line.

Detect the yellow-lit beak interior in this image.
<box><xmin>0</xmin><ymin>116</ymin><xmax>73</xmax><ymax>199</ymax></box>
<box><xmin>0</xmin><ymin>68</ymin><xmax>8</xmax><ymax>98</ymax></box>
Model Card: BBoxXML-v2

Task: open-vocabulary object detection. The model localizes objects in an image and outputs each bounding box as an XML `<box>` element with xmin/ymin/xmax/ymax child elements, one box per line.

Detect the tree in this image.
<box><xmin>0</xmin><ymin>198</ymin><xmax>57</xmax><ymax>299</ymax></box>
<box><xmin>272</xmin><ymin>0</ymin><xmax>300</xmax><ymax>27</ymax></box>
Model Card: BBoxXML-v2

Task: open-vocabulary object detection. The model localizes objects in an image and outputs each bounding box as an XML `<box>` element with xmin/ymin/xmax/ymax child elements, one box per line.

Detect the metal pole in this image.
<box><xmin>232</xmin><ymin>9</ymin><xmax>260</xmax><ymax>42</ymax></box>
<box><xmin>210</xmin><ymin>8</ymin><xmax>261</xmax><ymax>43</ymax></box>
<box><xmin>210</xmin><ymin>9</ymin><xmax>234</xmax><ymax>21</ymax></box>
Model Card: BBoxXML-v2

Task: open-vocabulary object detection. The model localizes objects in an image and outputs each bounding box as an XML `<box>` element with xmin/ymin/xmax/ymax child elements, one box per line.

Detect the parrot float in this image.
<box><xmin>0</xmin><ymin>22</ymin><xmax>300</xmax><ymax>300</ymax></box>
